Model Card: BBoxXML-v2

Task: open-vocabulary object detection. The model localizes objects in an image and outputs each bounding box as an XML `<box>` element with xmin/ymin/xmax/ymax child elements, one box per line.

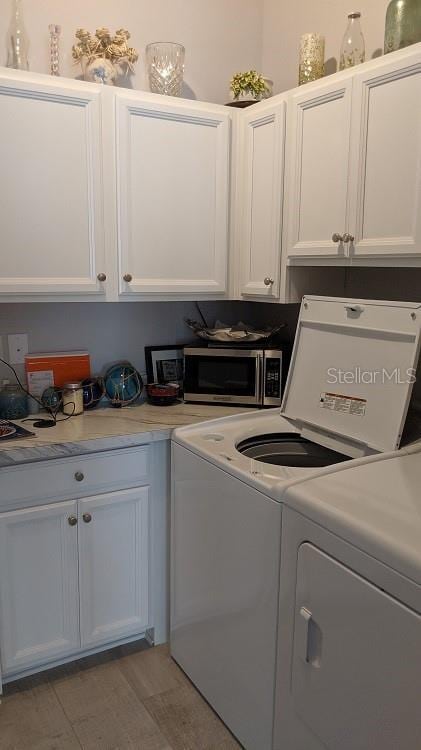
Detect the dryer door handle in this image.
<box><xmin>298</xmin><ymin>606</ymin><xmax>313</xmax><ymax>663</ymax></box>
<box><xmin>297</xmin><ymin>606</ymin><xmax>323</xmax><ymax>667</ymax></box>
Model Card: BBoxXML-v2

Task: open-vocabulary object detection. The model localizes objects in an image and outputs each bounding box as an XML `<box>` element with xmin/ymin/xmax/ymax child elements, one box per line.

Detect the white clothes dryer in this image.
<box><xmin>275</xmin><ymin>446</ymin><xmax>421</xmax><ymax>750</ymax></box>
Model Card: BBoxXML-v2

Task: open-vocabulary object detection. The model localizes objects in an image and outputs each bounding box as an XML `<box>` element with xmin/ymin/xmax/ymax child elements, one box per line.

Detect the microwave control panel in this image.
<box><xmin>264</xmin><ymin>357</ymin><xmax>281</xmax><ymax>399</ymax></box>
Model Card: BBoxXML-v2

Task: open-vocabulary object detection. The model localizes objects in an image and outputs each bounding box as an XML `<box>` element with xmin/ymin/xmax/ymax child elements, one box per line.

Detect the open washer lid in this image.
<box><xmin>280</xmin><ymin>296</ymin><xmax>421</xmax><ymax>455</ymax></box>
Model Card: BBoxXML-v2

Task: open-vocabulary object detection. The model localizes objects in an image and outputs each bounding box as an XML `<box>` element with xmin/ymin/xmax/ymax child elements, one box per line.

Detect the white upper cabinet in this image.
<box><xmin>1</xmin><ymin>48</ymin><xmax>421</xmax><ymax>303</ymax></box>
<box><xmin>349</xmin><ymin>52</ymin><xmax>421</xmax><ymax>262</ymax></box>
<box><xmin>0</xmin><ymin>72</ymin><xmax>106</xmax><ymax>298</ymax></box>
<box><xmin>115</xmin><ymin>93</ymin><xmax>230</xmax><ymax>298</ymax></box>
<box><xmin>286</xmin><ymin>45</ymin><xmax>421</xmax><ymax>266</ymax></box>
<box><xmin>286</xmin><ymin>78</ymin><xmax>353</xmax><ymax>261</ymax></box>
<box><xmin>239</xmin><ymin>99</ymin><xmax>285</xmax><ymax>298</ymax></box>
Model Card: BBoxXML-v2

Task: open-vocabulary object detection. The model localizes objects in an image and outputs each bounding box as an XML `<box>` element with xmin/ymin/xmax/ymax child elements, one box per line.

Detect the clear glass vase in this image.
<box><xmin>384</xmin><ymin>0</ymin><xmax>421</xmax><ymax>53</ymax></box>
<box><xmin>339</xmin><ymin>12</ymin><xmax>365</xmax><ymax>70</ymax></box>
<box><xmin>146</xmin><ymin>42</ymin><xmax>185</xmax><ymax>97</ymax></box>
<box><xmin>6</xmin><ymin>0</ymin><xmax>29</xmax><ymax>70</ymax></box>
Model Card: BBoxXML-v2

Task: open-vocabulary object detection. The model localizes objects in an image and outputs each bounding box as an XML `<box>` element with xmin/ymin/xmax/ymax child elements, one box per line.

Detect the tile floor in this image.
<box><xmin>0</xmin><ymin>641</ymin><xmax>242</xmax><ymax>750</ymax></box>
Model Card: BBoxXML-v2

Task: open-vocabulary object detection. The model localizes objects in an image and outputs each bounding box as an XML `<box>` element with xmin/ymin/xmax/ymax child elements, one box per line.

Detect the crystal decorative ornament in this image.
<box><xmin>49</xmin><ymin>24</ymin><xmax>61</xmax><ymax>76</ymax></box>
<box><xmin>299</xmin><ymin>33</ymin><xmax>325</xmax><ymax>85</ymax></box>
<box><xmin>146</xmin><ymin>42</ymin><xmax>185</xmax><ymax>97</ymax></box>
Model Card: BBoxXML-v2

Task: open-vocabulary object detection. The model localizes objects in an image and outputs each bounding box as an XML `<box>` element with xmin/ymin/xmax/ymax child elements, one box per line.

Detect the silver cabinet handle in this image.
<box><xmin>74</xmin><ymin>471</ymin><xmax>84</xmax><ymax>482</ymax></box>
<box><xmin>332</xmin><ymin>233</ymin><xmax>344</xmax><ymax>243</ymax></box>
<box><xmin>68</xmin><ymin>515</ymin><xmax>78</xmax><ymax>526</ymax></box>
<box><xmin>82</xmin><ymin>512</ymin><xmax>92</xmax><ymax>523</ymax></box>
<box><xmin>264</xmin><ymin>277</ymin><xmax>274</xmax><ymax>286</ymax></box>
<box><xmin>123</xmin><ymin>273</ymin><xmax>133</xmax><ymax>283</ymax></box>
<box><xmin>344</xmin><ymin>304</ymin><xmax>364</xmax><ymax>314</ymax></box>
<box><xmin>343</xmin><ymin>233</ymin><xmax>355</xmax><ymax>243</ymax></box>
<box><xmin>97</xmin><ymin>273</ymin><xmax>106</xmax><ymax>282</ymax></box>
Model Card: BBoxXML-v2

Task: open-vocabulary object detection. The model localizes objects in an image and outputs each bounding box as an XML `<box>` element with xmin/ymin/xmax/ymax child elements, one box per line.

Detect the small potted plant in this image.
<box><xmin>228</xmin><ymin>70</ymin><xmax>272</xmax><ymax>107</ymax></box>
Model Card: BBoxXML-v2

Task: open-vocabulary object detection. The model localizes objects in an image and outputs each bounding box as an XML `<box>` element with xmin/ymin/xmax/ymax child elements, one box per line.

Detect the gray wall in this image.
<box><xmin>0</xmin><ymin>301</ymin><xmax>299</xmax><ymax>383</ymax></box>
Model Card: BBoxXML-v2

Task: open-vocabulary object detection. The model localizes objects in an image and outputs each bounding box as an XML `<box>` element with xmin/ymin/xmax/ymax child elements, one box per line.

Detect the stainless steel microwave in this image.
<box><xmin>183</xmin><ymin>347</ymin><xmax>283</xmax><ymax>407</ymax></box>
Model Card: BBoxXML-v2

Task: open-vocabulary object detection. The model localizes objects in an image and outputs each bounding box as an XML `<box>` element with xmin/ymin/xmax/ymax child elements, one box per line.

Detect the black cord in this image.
<box><xmin>195</xmin><ymin>302</ymin><xmax>208</xmax><ymax>328</ymax></box>
<box><xmin>0</xmin><ymin>357</ymin><xmax>78</xmax><ymax>424</ymax></box>
<box><xmin>0</xmin><ymin>356</ymin><xmax>50</xmax><ymax>412</ymax></box>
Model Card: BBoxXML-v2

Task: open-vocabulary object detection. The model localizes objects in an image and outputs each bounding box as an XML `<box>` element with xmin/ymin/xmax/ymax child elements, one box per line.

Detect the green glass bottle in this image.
<box><xmin>384</xmin><ymin>0</ymin><xmax>421</xmax><ymax>54</ymax></box>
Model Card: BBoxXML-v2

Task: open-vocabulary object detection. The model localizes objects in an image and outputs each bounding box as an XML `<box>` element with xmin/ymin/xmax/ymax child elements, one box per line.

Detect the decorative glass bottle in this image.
<box><xmin>49</xmin><ymin>24</ymin><xmax>61</xmax><ymax>76</ymax></box>
<box><xmin>384</xmin><ymin>0</ymin><xmax>421</xmax><ymax>54</ymax></box>
<box><xmin>339</xmin><ymin>12</ymin><xmax>365</xmax><ymax>70</ymax></box>
<box><xmin>6</xmin><ymin>0</ymin><xmax>29</xmax><ymax>70</ymax></box>
<box><xmin>299</xmin><ymin>33</ymin><xmax>325</xmax><ymax>85</ymax></box>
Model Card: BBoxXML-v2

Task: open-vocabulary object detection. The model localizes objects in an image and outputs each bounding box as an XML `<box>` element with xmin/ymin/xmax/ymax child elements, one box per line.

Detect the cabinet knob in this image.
<box><xmin>97</xmin><ymin>272</ymin><xmax>107</xmax><ymax>282</ymax></box>
<box><xmin>68</xmin><ymin>515</ymin><xmax>78</xmax><ymax>526</ymax></box>
<box><xmin>332</xmin><ymin>233</ymin><xmax>344</xmax><ymax>243</ymax></box>
<box><xmin>74</xmin><ymin>471</ymin><xmax>84</xmax><ymax>482</ymax></box>
<box><xmin>123</xmin><ymin>273</ymin><xmax>133</xmax><ymax>283</ymax></box>
<box><xmin>263</xmin><ymin>277</ymin><xmax>274</xmax><ymax>286</ymax></box>
<box><xmin>82</xmin><ymin>512</ymin><xmax>92</xmax><ymax>524</ymax></box>
<box><xmin>342</xmin><ymin>233</ymin><xmax>355</xmax><ymax>243</ymax></box>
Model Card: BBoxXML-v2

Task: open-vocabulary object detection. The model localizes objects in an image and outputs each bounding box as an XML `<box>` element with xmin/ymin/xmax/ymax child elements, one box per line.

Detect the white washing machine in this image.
<box><xmin>274</xmin><ymin>446</ymin><xmax>421</xmax><ymax>750</ymax></box>
<box><xmin>171</xmin><ymin>296</ymin><xmax>421</xmax><ymax>750</ymax></box>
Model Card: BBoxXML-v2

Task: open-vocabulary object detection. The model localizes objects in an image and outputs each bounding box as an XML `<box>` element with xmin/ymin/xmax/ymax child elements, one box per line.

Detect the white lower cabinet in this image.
<box><xmin>0</xmin><ymin>500</ymin><xmax>80</xmax><ymax>674</ymax></box>
<box><xmin>0</xmin><ymin>486</ymin><xmax>150</xmax><ymax>678</ymax></box>
<box><xmin>79</xmin><ymin>487</ymin><xmax>149</xmax><ymax>649</ymax></box>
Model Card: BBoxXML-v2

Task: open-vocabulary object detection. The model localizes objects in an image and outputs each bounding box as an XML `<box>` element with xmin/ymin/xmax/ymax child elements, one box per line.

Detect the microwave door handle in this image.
<box><xmin>262</xmin><ymin>352</ymin><xmax>267</xmax><ymax>406</ymax></box>
<box><xmin>256</xmin><ymin>352</ymin><xmax>263</xmax><ymax>405</ymax></box>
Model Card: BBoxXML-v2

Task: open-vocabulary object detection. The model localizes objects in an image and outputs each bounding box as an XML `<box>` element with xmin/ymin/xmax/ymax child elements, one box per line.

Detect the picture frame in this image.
<box><xmin>145</xmin><ymin>345</ymin><xmax>185</xmax><ymax>389</ymax></box>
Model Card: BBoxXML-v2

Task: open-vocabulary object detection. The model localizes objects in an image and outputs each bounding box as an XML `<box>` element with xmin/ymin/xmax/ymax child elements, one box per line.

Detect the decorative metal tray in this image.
<box><xmin>184</xmin><ymin>319</ymin><xmax>285</xmax><ymax>343</ymax></box>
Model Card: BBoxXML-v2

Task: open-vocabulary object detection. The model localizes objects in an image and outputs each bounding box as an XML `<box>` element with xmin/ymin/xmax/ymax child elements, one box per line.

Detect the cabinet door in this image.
<box><xmin>286</xmin><ymin>79</ymin><xmax>353</xmax><ymax>260</ymax></box>
<box><xmin>0</xmin><ymin>501</ymin><xmax>79</xmax><ymax>674</ymax></box>
<box><xmin>291</xmin><ymin>543</ymin><xmax>421</xmax><ymax>750</ymax></box>
<box><xmin>0</xmin><ymin>74</ymin><xmax>106</xmax><ymax>297</ymax></box>
<box><xmin>79</xmin><ymin>486</ymin><xmax>149</xmax><ymax>648</ymax></box>
<box><xmin>349</xmin><ymin>51</ymin><xmax>421</xmax><ymax>261</ymax></box>
<box><xmin>239</xmin><ymin>101</ymin><xmax>285</xmax><ymax>298</ymax></box>
<box><xmin>115</xmin><ymin>94</ymin><xmax>230</xmax><ymax>297</ymax></box>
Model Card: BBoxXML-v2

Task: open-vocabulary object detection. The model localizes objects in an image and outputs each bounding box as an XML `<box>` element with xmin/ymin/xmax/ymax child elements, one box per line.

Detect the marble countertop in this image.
<box><xmin>0</xmin><ymin>402</ymin><xmax>249</xmax><ymax>468</ymax></box>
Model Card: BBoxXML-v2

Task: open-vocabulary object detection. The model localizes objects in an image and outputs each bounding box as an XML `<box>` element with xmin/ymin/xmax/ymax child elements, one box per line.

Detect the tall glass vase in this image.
<box><xmin>339</xmin><ymin>12</ymin><xmax>365</xmax><ymax>70</ymax></box>
<box><xmin>384</xmin><ymin>0</ymin><xmax>421</xmax><ymax>53</ymax></box>
<box><xmin>299</xmin><ymin>33</ymin><xmax>325</xmax><ymax>85</ymax></box>
<box><xmin>6</xmin><ymin>0</ymin><xmax>29</xmax><ymax>70</ymax></box>
<box><xmin>146</xmin><ymin>42</ymin><xmax>185</xmax><ymax>97</ymax></box>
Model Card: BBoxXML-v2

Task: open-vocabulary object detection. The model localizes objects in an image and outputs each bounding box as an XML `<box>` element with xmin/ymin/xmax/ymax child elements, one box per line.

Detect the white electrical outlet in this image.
<box><xmin>8</xmin><ymin>334</ymin><xmax>29</xmax><ymax>365</ymax></box>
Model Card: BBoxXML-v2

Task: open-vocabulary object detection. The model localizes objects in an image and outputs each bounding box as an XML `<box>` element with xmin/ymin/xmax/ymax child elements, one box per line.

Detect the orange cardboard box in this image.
<box><xmin>25</xmin><ymin>351</ymin><xmax>91</xmax><ymax>399</ymax></box>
